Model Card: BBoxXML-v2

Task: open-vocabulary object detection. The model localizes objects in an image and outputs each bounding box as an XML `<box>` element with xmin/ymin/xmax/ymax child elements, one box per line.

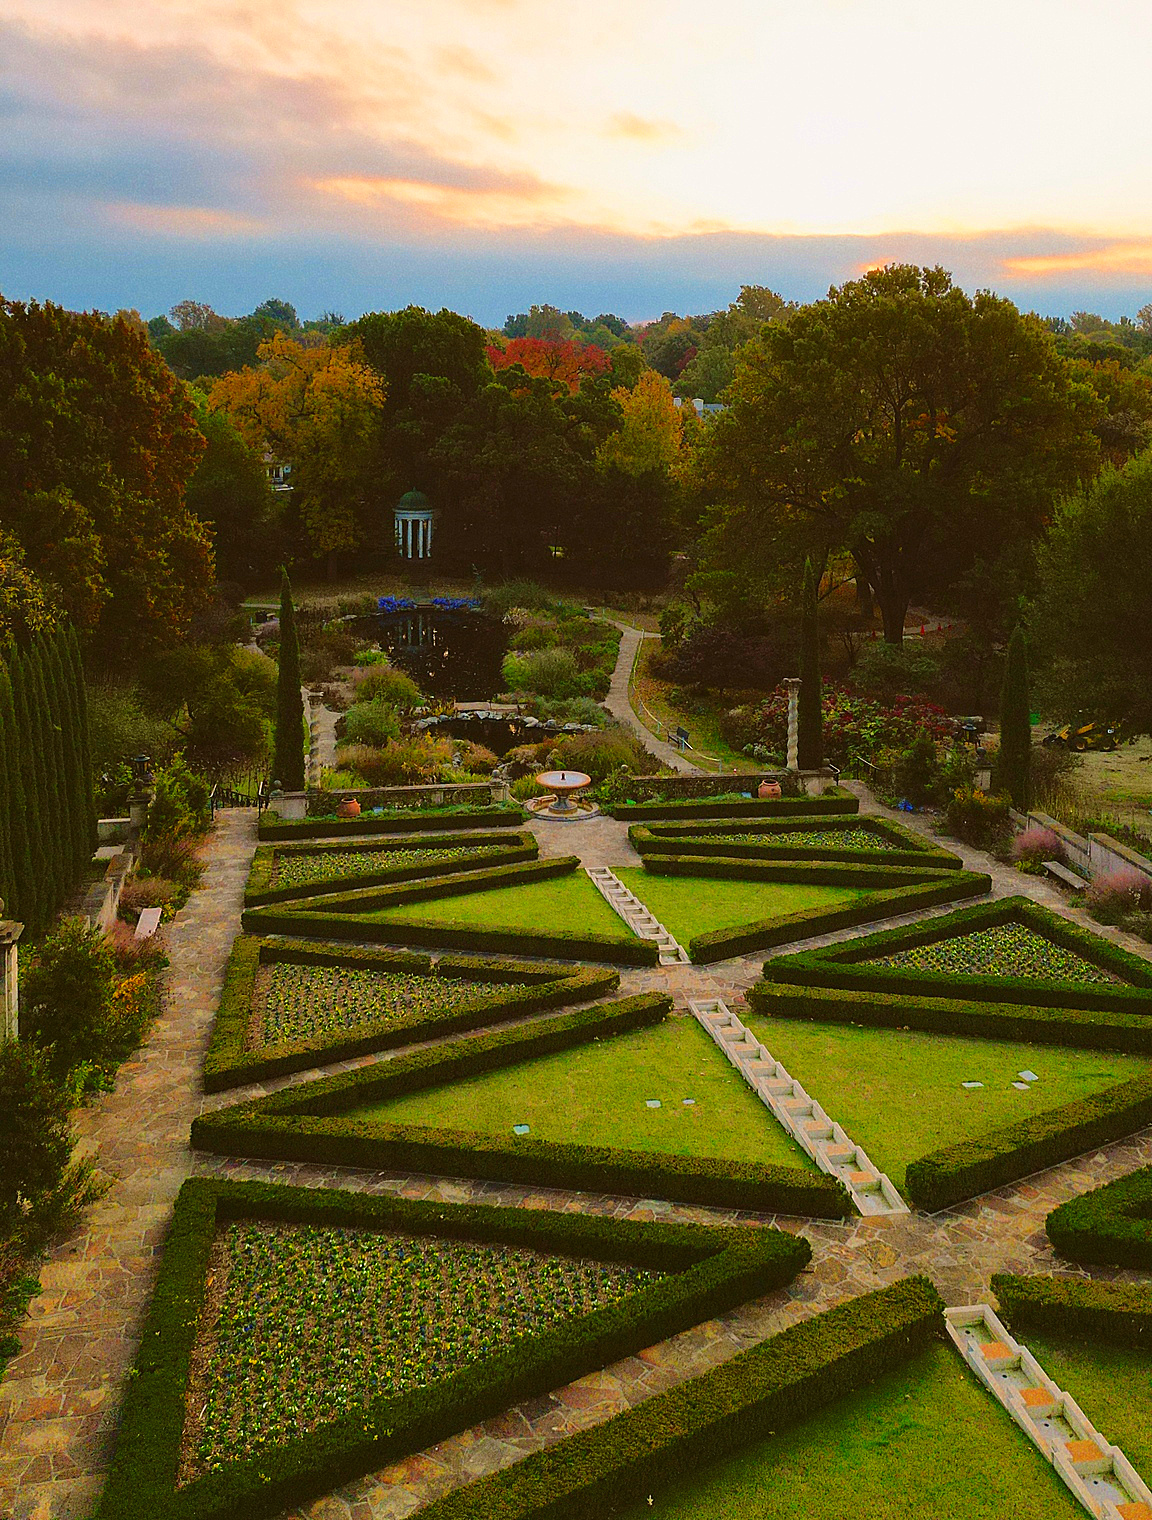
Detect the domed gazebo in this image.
<box><xmin>394</xmin><ymin>489</ymin><xmax>436</xmax><ymax>560</ymax></box>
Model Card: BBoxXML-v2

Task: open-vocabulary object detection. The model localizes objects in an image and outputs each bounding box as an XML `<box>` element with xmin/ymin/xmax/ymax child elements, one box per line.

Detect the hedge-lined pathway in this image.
<box><xmin>0</xmin><ymin>810</ymin><xmax>256</xmax><ymax>1520</ymax></box>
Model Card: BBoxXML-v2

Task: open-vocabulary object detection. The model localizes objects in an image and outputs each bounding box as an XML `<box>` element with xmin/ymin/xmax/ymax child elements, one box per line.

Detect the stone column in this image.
<box><xmin>0</xmin><ymin>913</ymin><xmax>23</xmax><ymax>1044</ymax></box>
<box><xmin>784</xmin><ymin>677</ymin><xmax>802</xmax><ymax>772</ymax></box>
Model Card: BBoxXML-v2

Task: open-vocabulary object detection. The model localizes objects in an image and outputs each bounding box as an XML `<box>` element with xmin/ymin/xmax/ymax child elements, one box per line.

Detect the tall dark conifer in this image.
<box><xmin>997</xmin><ymin>625</ymin><xmax>1031</xmax><ymax>810</ymax></box>
<box><xmin>11</xmin><ymin>651</ymin><xmax>48</xmax><ymax>931</ymax></box>
<box><xmin>0</xmin><ymin>660</ymin><xmax>33</xmax><ymax>926</ymax></box>
<box><xmin>797</xmin><ymin>558</ymin><xmax>824</xmax><ymax>771</ymax></box>
<box><xmin>27</xmin><ymin>642</ymin><xmax>66</xmax><ymax>912</ymax></box>
<box><xmin>0</xmin><ymin>660</ymin><xmax>14</xmax><ymax>914</ymax></box>
<box><xmin>66</xmin><ymin>625</ymin><xmax>97</xmax><ymax>855</ymax></box>
<box><xmin>274</xmin><ymin>569</ymin><xmax>306</xmax><ymax>792</ymax></box>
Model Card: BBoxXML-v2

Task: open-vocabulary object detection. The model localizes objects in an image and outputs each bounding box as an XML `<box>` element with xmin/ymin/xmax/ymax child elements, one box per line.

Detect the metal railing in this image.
<box><xmin>626</xmin><ymin>644</ymin><xmax>724</xmax><ymax>772</ymax></box>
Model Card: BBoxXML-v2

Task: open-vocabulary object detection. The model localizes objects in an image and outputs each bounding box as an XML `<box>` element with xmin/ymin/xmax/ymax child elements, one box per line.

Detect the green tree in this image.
<box><xmin>0</xmin><ymin>661</ymin><xmax>34</xmax><ymax>925</ymax></box>
<box><xmin>184</xmin><ymin>399</ymin><xmax>278</xmax><ymax>584</ymax></box>
<box><xmin>1033</xmin><ymin>450</ymin><xmax>1152</xmax><ymax>736</ymax></box>
<box><xmin>702</xmin><ymin>265</ymin><xmax>1099</xmax><ymax>643</ymax></box>
<box><xmin>274</xmin><ymin>570</ymin><xmax>305</xmax><ymax>790</ymax></box>
<box><xmin>0</xmin><ymin>1042</ymin><xmax>75</xmax><ymax>1236</ymax></box>
<box><xmin>996</xmin><ymin>625</ymin><xmax>1031</xmax><ymax>808</ymax></box>
<box><xmin>797</xmin><ymin>559</ymin><xmax>823</xmax><ymax>770</ymax></box>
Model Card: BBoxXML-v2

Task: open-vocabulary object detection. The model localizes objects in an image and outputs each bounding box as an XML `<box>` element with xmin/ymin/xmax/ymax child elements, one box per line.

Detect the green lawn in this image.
<box><xmin>366</xmin><ymin>872</ymin><xmax>631</xmax><ymax>936</ymax></box>
<box><xmin>343</xmin><ymin>1015</ymin><xmax>816</xmax><ymax>1171</ymax></box>
<box><xmin>614</xmin><ymin>868</ymin><xmax>867</xmax><ymax>946</ymax></box>
<box><xmin>1025</xmin><ymin>1332</ymin><xmax>1152</xmax><ymax>1478</ymax></box>
<box><xmin>617</xmin><ymin>1342</ymin><xmax>1085</xmax><ymax>1519</ymax></box>
<box><xmin>742</xmin><ymin>1014</ymin><xmax>1147</xmax><ymax>1189</ymax></box>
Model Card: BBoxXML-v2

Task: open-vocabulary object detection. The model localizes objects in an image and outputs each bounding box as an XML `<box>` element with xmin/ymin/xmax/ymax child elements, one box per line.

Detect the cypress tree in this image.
<box><xmin>11</xmin><ymin>651</ymin><xmax>48</xmax><ymax>931</ymax></box>
<box><xmin>0</xmin><ymin>659</ymin><xmax>14</xmax><ymax>915</ymax></box>
<box><xmin>0</xmin><ymin>660</ymin><xmax>33</xmax><ymax>926</ymax></box>
<box><xmin>65</xmin><ymin>624</ymin><xmax>97</xmax><ymax>855</ymax></box>
<box><xmin>797</xmin><ymin>557</ymin><xmax>824</xmax><ymax>771</ymax></box>
<box><xmin>53</xmin><ymin>627</ymin><xmax>88</xmax><ymax>875</ymax></box>
<box><xmin>27</xmin><ymin>641</ymin><xmax>66</xmax><ymax>915</ymax></box>
<box><xmin>274</xmin><ymin>569</ymin><xmax>306</xmax><ymax>792</ymax></box>
<box><xmin>998</xmin><ymin>624</ymin><xmax>1032</xmax><ymax>810</ymax></box>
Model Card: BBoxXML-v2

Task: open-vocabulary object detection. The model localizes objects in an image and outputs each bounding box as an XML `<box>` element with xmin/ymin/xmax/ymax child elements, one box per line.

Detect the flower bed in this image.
<box><xmin>273</xmin><ymin>844</ymin><xmax>503</xmax><ymax>890</ymax></box>
<box><xmin>700</xmin><ymin>827</ymin><xmax>888</xmax><ymax>850</ymax></box>
<box><xmin>869</xmin><ymin>923</ymin><xmax>1123</xmax><ymax>986</ymax></box>
<box><xmin>185</xmin><ymin>1220</ymin><xmax>656</xmax><ymax>1480</ymax></box>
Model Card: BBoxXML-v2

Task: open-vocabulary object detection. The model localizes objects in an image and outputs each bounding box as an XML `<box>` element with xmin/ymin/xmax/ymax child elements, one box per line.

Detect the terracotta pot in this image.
<box><xmin>336</xmin><ymin>798</ymin><xmax>361</xmax><ymax>818</ymax></box>
<box><xmin>758</xmin><ymin>781</ymin><xmax>782</xmax><ymax>799</ymax></box>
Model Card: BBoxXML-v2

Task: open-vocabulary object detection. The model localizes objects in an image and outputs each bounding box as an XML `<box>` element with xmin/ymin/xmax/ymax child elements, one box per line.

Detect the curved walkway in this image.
<box><xmin>602</xmin><ymin>622</ymin><xmax>698</xmax><ymax>774</ymax></box>
<box><xmin>0</xmin><ymin>810</ymin><xmax>256</xmax><ymax>1520</ymax></box>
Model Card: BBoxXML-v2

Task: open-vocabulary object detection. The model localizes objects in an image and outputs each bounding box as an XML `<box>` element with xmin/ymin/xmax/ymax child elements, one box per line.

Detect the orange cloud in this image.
<box><xmin>606</xmin><ymin>111</ymin><xmax>683</xmax><ymax>144</ymax></box>
<box><xmin>1004</xmin><ymin>243</ymin><xmax>1152</xmax><ymax>277</ymax></box>
<box><xmin>106</xmin><ymin>203</ymin><xmax>263</xmax><ymax>237</ymax></box>
<box><xmin>312</xmin><ymin>174</ymin><xmax>577</xmax><ymax>230</ymax></box>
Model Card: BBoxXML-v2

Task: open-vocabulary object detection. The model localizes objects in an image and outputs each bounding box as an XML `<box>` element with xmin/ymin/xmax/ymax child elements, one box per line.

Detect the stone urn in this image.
<box><xmin>336</xmin><ymin>797</ymin><xmax>361</xmax><ymax>819</ymax></box>
<box><xmin>758</xmin><ymin>781</ymin><xmax>782</xmax><ymax>799</ymax></box>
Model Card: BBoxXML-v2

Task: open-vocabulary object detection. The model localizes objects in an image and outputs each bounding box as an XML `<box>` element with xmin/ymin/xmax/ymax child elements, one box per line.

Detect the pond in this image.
<box><xmin>351</xmin><ymin>606</ymin><xmax>509</xmax><ymax>702</ymax></box>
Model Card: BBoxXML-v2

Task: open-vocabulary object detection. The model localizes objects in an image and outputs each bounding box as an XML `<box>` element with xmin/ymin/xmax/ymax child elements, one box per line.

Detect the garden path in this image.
<box><xmin>601</xmin><ymin>622</ymin><xmax>698</xmax><ymax>774</ymax></box>
<box><xmin>0</xmin><ymin>809</ymin><xmax>256</xmax><ymax>1520</ymax></box>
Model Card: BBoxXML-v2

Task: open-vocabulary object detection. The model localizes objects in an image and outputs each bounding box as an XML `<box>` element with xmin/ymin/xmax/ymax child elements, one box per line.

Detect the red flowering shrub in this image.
<box><xmin>730</xmin><ymin>683</ymin><xmax>954</xmax><ymax>769</ymax></box>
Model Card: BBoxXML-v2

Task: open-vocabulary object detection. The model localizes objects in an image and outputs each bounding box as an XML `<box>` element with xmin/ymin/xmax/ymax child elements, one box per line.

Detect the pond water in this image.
<box><xmin>351</xmin><ymin>608</ymin><xmax>509</xmax><ymax>702</ymax></box>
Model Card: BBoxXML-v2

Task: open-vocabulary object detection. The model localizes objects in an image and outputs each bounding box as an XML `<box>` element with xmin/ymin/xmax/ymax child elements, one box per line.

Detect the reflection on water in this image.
<box><xmin>351</xmin><ymin>608</ymin><xmax>509</xmax><ymax>702</ymax></box>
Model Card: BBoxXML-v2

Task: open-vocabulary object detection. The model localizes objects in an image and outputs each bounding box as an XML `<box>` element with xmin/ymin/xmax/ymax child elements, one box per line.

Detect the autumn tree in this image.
<box><xmin>487</xmin><ymin>337</ymin><xmax>610</xmax><ymax>394</ymax></box>
<box><xmin>702</xmin><ymin>265</ymin><xmax>1099</xmax><ymax>643</ymax></box>
<box><xmin>208</xmin><ymin>332</ymin><xmax>386</xmax><ymax>575</ymax></box>
<box><xmin>596</xmin><ymin>370</ymin><xmax>683</xmax><ymax>475</ymax></box>
<box><xmin>0</xmin><ymin>297</ymin><xmax>213</xmax><ymax>664</ymax></box>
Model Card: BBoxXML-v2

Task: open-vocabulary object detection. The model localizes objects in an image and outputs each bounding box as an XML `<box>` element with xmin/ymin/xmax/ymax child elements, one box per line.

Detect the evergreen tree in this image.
<box><xmin>66</xmin><ymin>624</ymin><xmax>97</xmax><ymax>856</ymax></box>
<box><xmin>0</xmin><ymin>659</ymin><xmax>33</xmax><ymax>925</ymax></box>
<box><xmin>52</xmin><ymin>627</ymin><xmax>88</xmax><ymax>874</ymax></box>
<box><xmin>274</xmin><ymin>569</ymin><xmax>306</xmax><ymax>791</ymax></box>
<box><xmin>27</xmin><ymin>641</ymin><xmax>66</xmax><ymax>913</ymax></box>
<box><xmin>11</xmin><ymin>651</ymin><xmax>47</xmax><ymax>931</ymax></box>
<box><xmin>797</xmin><ymin>558</ymin><xmax>824</xmax><ymax>770</ymax></box>
<box><xmin>997</xmin><ymin>624</ymin><xmax>1031</xmax><ymax>809</ymax></box>
<box><xmin>0</xmin><ymin>661</ymin><xmax>14</xmax><ymax>915</ymax></box>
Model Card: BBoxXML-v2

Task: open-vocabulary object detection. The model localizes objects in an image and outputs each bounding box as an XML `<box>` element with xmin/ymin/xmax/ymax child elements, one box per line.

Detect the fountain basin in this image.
<box><xmin>531</xmin><ymin>769</ymin><xmax>596</xmax><ymax>820</ymax></box>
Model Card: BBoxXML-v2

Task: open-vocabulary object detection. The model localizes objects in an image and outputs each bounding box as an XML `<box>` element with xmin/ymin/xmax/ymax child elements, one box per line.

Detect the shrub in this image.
<box><xmin>1045</xmin><ymin>1165</ymin><xmax>1152</xmax><ymax>1269</ymax></box>
<box><xmin>143</xmin><ymin>753</ymin><xmax>211</xmax><ymax>840</ymax></box>
<box><xmin>0</xmin><ymin>1041</ymin><xmax>75</xmax><ymax>1237</ymax></box>
<box><xmin>454</xmin><ymin>741</ymin><xmax>499</xmax><ymax>775</ymax></box>
<box><xmin>502</xmin><ymin>647</ymin><xmax>583</xmax><ymax>699</ymax></box>
<box><xmin>340</xmin><ymin>698</ymin><xmax>401</xmax><ymax>748</ymax></box>
<box><xmin>86</xmin><ymin>686</ymin><xmax>175</xmax><ymax>775</ymax></box>
<box><xmin>506</xmin><ymin>622</ymin><xmax>559</xmax><ymax>652</ymax></box>
<box><xmin>481</xmin><ymin>580</ymin><xmax>561</xmax><ymax>617</ymax></box>
<box><xmin>138</xmin><ymin>832</ymin><xmax>203</xmax><ymax>888</ymax></box>
<box><xmin>943</xmin><ymin>785</ymin><xmax>1011</xmax><ymax>850</ymax></box>
<box><xmin>993</xmin><ymin>1273</ymin><xmax>1152</xmax><ymax>1350</ymax></box>
<box><xmin>738</xmin><ymin>683</ymin><xmax>954</xmax><ymax>770</ymax></box>
<box><xmin>888</xmin><ymin>732</ymin><xmax>940</xmax><ymax>807</ymax></box>
<box><xmin>1087</xmin><ymin>866</ymin><xmax>1152</xmax><ymax>923</ymax></box>
<box><xmin>1120</xmin><ymin>909</ymin><xmax>1152</xmax><ymax>943</ymax></box>
<box><xmin>1011</xmin><ymin>826</ymin><xmax>1066</xmax><ymax>871</ymax></box>
<box><xmin>105</xmin><ymin>920</ymin><xmax>168</xmax><ymax>971</ymax></box>
<box><xmin>852</xmin><ymin>641</ymin><xmax>942</xmax><ymax>700</ymax></box>
<box><xmin>352</xmin><ymin>662</ymin><xmax>424</xmax><ymax>711</ymax></box>
<box><xmin>653</xmin><ymin>623</ymin><xmax>787</xmax><ymax>692</ymax></box>
<box><xmin>117</xmin><ymin>877</ymin><xmax>180</xmax><ymax>923</ymax></box>
<box><xmin>551</xmin><ymin>727</ymin><xmax>646</xmax><ymax>784</ymax></box>
<box><xmin>519</xmin><ymin>696</ymin><xmax>609</xmax><ymax>727</ymax></box>
<box><xmin>335</xmin><ymin>736</ymin><xmax>456</xmax><ymax>787</ymax></box>
<box><xmin>21</xmin><ymin>918</ymin><xmax>116</xmax><ymax>1077</ymax></box>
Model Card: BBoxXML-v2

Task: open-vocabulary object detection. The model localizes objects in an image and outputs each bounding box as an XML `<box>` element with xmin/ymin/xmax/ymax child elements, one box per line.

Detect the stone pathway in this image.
<box><xmin>601</xmin><ymin>622</ymin><xmax>698</xmax><ymax>774</ymax></box>
<box><xmin>0</xmin><ymin>810</ymin><xmax>256</xmax><ymax>1520</ymax></box>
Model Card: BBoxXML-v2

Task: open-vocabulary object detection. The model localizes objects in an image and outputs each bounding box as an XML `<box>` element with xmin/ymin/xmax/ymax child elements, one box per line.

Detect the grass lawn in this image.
<box><xmin>343</xmin><ymin>1015</ymin><xmax>817</xmax><ymax>1172</ymax></box>
<box><xmin>365</xmin><ymin>873</ymin><xmax>631</xmax><ymax>937</ymax></box>
<box><xmin>742</xmin><ymin>1014</ymin><xmax>1148</xmax><ymax>1190</ymax></box>
<box><xmin>1024</xmin><ymin>1332</ymin><xmax>1152</xmax><ymax>1479</ymax></box>
<box><xmin>614</xmin><ymin>868</ymin><xmax>867</xmax><ymax>947</ymax></box>
<box><xmin>616</xmin><ymin>1342</ymin><xmax>1085</xmax><ymax>1519</ymax></box>
<box><xmin>630</xmin><ymin>637</ymin><xmax>760</xmax><ymax>772</ymax></box>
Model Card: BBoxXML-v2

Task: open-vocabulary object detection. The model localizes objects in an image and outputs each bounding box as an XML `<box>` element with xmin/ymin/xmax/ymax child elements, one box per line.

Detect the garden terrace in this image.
<box><xmin>191</xmin><ymin>996</ymin><xmax>850</xmax><ymax>1217</ymax></box>
<box><xmin>95</xmin><ymin>1177</ymin><xmax>809</xmax><ymax>1520</ymax></box>
<box><xmin>203</xmin><ymin>937</ymin><xmax>619</xmax><ymax>1090</ymax></box>
<box><xmin>257</xmin><ymin>803</ymin><xmax>527</xmax><ymax>842</ymax></box>
<box><xmin>243</xmin><ymin>830</ymin><xmax>537</xmax><ymax>905</ymax></box>
<box><xmin>630</xmin><ymin>813</ymin><xmax>963</xmax><ymax>869</ymax></box>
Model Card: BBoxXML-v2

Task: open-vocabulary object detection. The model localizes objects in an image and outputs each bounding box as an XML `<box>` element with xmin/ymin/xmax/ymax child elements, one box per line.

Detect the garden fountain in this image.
<box><xmin>531</xmin><ymin>768</ymin><xmax>596</xmax><ymax>820</ymax></box>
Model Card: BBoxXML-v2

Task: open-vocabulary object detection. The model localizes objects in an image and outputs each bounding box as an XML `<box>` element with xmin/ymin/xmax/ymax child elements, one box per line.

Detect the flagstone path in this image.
<box><xmin>4</xmin><ymin>792</ymin><xmax>1151</xmax><ymax>1520</ymax></box>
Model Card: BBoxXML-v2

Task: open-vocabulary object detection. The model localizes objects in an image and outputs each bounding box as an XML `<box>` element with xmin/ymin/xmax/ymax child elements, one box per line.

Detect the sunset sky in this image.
<box><xmin>3</xmin><ymin>0</ymin><xmax>1152</xmax><ymax>323</ymax></box>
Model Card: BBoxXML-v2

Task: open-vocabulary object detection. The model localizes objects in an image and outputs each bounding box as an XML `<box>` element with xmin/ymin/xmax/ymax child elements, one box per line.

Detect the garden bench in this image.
<box><xmin>134</xmin><ymin>906</ymin><xmax>163</xmax><ymax>940</ymax></box>
<box><xmin>1042</xmin><ymin>859</ymin><xmax>1084</xmax><ymax>892</ymax></box>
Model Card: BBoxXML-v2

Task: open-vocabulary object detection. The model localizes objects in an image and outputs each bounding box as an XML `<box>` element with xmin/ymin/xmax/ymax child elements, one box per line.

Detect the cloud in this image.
<box><xmin>107</xmin><ymin>202</ymin><xmax>264</xmax><ymax>237</ymax></box>
<box><xmin>1003</xmin><ymin>243</ymin><xmax>1152</xmax><ymax>278</ymax></box>
<box><xmin>605</xmin><ymin>112</ymin><xmax>683</xmax><ymax>145</ymax></box>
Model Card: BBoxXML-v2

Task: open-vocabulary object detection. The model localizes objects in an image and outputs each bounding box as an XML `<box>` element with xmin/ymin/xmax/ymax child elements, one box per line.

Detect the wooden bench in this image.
<box><xmin>134</xmin><ymin>906</ymin><xmax>163</xmax><ymax>940</ymax></box>
<box><xmin>1043</xmin><ymin>860</ymin><xmax>1084</xmax><ymax>891</ymax></box>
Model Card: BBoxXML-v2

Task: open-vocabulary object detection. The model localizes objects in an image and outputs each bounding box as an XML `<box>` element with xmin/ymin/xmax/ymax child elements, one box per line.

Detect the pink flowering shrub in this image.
<box><xmin>1086</xmin><ymin>867</ymin><xmax>1152</xmax><ymax>924</ymax></box>
<box><xmin>1011</xmin><ymin>827</ymin><xmax>1066</xmax><ymax>870</ymax></box>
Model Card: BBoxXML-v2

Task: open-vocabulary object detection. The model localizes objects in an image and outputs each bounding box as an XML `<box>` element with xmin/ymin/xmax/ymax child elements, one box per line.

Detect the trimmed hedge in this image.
<box><xmin>639</xmin><ymin>814</ymin><xmax>944</xmax><ymax>845</ymax></box>
<box><xmin>203</xmin><ymin>937</ymin><xmax>620</xmax><ymax>1092</ymax></box>
<box><xmin>762</xmin><ymin>896</ymin><xmax>1152</xmax><ymax>1014</ymax></box>
<box><xmin>992</xmin><ymin>1272</ymin><xmax>1152</xmax><ymax>1349</ymax></box>
<box><xmin>747</xmin><ymin>980</ymin><xmax>1152</xmax><ymax>1056</ymax></box>
<box><xmin>415</xmin><ymin>1276</ymin><xmax>944</xmax><ymax>1520</ymax></box>
<box><xmin>258</xmin><ymin>804</ymin><xmax>527</xmax><ymax>841</ymax></box>
<box><xmin>192</xmin><ymin>996</ymin><xmax>850</xmax><ymax>1217</ymax></box>
<box><xmin>244</xmin><ymin>831</ymin><xmax>538</xmax><ymax>905</ymax></box>
<box><xmin>607</xmin><ymin>790</ymin><xmax>860</xmax><ymax>821</ymax></box>
<box><xmin>631</xmin><ymin>817</ymin><xmax>961</xmax><ymax>871</ymax></box>
<box><xmin>904</xmin><ymin>1076</ymin><xmax>1152</xmax><ymax>1213</ymax></box>
<box><xmin>95</xmin><ymin>1177</ymin><xmax>811</xmax><ymax>1520</ymax></box>
<box><xmin>1044</xmin><ymin>1165</ymin><xmax>1152</xmax><ymax>1269</ymax></box>
<box><xmin>686</xmin><ymin>871</ymin><xmax>991</xmax><ymax>964</ymax></box>
<box><xmin>641</xmin><ymin>854</ymin><xmax>974</xmax><ymax>889</ymax></box>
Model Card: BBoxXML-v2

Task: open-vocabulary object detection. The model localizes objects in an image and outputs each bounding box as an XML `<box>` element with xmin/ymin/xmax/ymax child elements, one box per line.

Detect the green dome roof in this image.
<box><xmin>397</xmin><ymin>489</ymin><xmax>431</xmax><ymax>509</ymax></box>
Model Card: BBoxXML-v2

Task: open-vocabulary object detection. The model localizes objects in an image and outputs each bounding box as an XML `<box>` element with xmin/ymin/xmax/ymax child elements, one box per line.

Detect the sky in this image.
<box><xmin>3</xmin><ymin>0</ymin><xmax>1152</xmax><ymax>325</ymax></box>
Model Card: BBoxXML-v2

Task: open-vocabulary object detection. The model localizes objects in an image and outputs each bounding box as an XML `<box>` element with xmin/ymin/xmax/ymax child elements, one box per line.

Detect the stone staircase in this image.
<box><xmin>689</xmin><ymin>996</ymin><xmax>908</xmax><ymax>1216</ymax></box>
<box><xmin>948</xmin><ymin>1304</ymin><xmax>1152</xmax><ymax>1519</ymax></box>
<box><xmin>584</xmin><ymin>866</ymin><xmax>689</xmax><ymax>965</ymax></box>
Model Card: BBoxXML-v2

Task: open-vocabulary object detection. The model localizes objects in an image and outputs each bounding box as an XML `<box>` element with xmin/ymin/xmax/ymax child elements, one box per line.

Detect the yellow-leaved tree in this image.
<box><xmin>595</xmin><ymin>369</ymin><xmax>685</xmax><ymax>477</ymax></box>
<box><xmin>208</xmin><ymin>332</ymin><xmax>386</xmax><ymax>574</ymax></box>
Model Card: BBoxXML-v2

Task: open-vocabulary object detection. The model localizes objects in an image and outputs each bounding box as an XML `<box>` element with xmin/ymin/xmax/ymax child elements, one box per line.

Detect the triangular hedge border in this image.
<box><xmin>94</xmin><ymin>1177</ymin><xmax>811</xmax><ymax>1520</ymax></box>
<box><xmin>193</xmin><ymin>994</ymin><xmax>850</xmax><ymax>1219</ymax></box>
<box><xmin>630</xmin><ymin>814</ymin><xmax>963</xmax><ymax>871</ymax></box>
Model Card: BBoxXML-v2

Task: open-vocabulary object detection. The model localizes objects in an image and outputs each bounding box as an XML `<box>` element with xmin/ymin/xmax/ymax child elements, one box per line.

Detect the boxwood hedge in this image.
<box><xmin>904</xmin><ymin>1076</ymin><xmax>1152</xmax><ymax>1213</ymax></box>
<box><xmin>747</xmin><ymin>981</ymin><xmax>1152</xmax><ymax>1056</ymax></box>
<box><xmin>1044</xmin><ymin>1164</ymin><xmax>1152</xmax><ymax>1269</ymax></box>
<box><xmin>203</xmin><ymin>937</ymin><xmax>620</xmax><ymax>1092</ymax></box>
<box><xmin>762</xmin><ymin>896</ymin><xmax>1152</xmax><ymax>1013</ymax></box>
<box><xmin>244</xmin><ymin>831</ymin><xmax>538</xmax><ymax>905</ymax></box>
<box><xmin>192</xmin><ymin>995</ymin><xmax>850</xmax><ymax>1217</ymax></box>
<box><xmin>94</xmin><ymin>1177</ymin><xmax>811</xmax><ymax>1520</ymax></box>
<box><xmin>414</xmin><ymin>1276</ymin><xmax>944</xmax><ymax>1520</ymax></box>
<box><xmin>607</xmin><ymin>790</ymin><xmax>859</xmax><ymax>821</ymax></box>
<box><xmin>992</xmin><ymin>1272</ymin><xmax>1152</xmax><ymax>1348</ymax></box>
<box><xmin>631</xmin><ymin>817</ymin><xmax>961</xmax><ymax>871</ymax></box>
<box><xmin>258</xmin><ymin>804</ymin><xmax>527</xmax><ymax>841</ymax></box>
